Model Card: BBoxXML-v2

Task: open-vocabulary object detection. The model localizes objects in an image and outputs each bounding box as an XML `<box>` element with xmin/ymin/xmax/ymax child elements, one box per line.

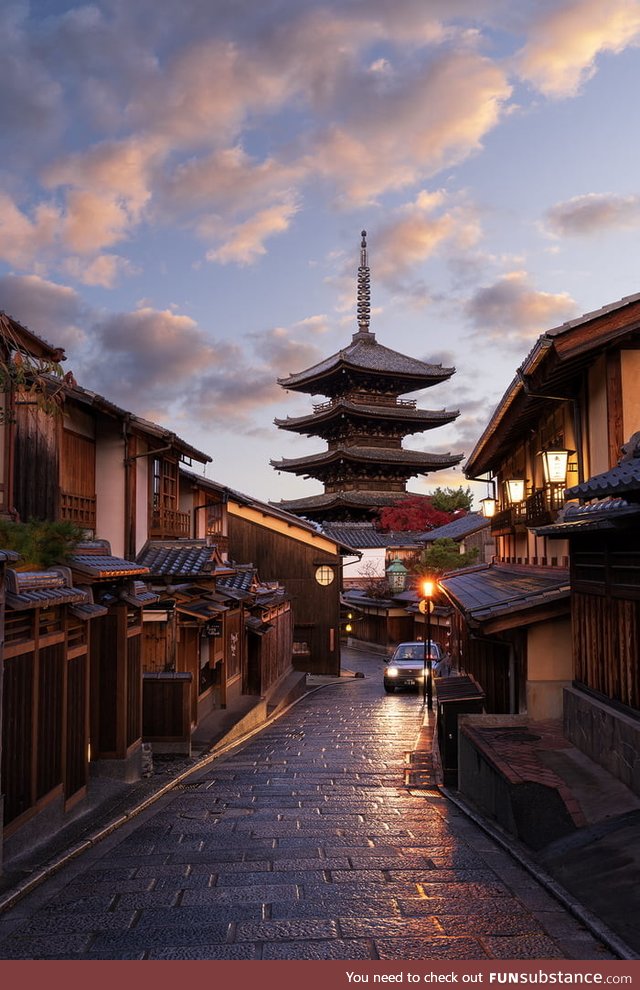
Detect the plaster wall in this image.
<box><xmin>95</xmin><ymin>421</ymin><xmax>125</xmax><ymax>556</ymax></box>
<box><xmin>343</xmin><ymin>547</ymin><xmax>385</xmax><ymax>579</ymax></box>
<box><xmin>526</xmin><ymin>617</ymin><xmax>572</xmax><ymax>720</ymax></box>
<box><xmin>587</xmin><ymin>357</ymin><xmax>609</xmax><ymax>475</ymax></box>
<box><xmin>135</xmin><ymin>452</ymin><xmax>148</xmax><ymax>553</ymax></box>
<box><xmin>621</xmin><ymin>350</ymin><xmax>640</xmax><ymax>440</ymax></box>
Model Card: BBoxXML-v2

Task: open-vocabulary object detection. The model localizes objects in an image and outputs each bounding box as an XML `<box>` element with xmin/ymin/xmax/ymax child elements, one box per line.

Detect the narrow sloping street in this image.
<box><xmin>0</xmin><ymin>652</ymin><xmax>612</xmax><ymax>961</ymax></box>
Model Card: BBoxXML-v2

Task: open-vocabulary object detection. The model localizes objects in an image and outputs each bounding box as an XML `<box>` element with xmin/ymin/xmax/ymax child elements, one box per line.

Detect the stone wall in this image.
<box><xmin>564</xmin><ymin>686</ymin><xmax>640</xmax><ymax>797</ymax></box>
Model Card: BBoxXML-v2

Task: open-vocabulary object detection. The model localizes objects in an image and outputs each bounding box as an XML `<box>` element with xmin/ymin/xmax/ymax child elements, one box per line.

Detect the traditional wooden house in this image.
<box><xmin>443</xmin><ymin>291</ymin><xmax>640</xmax><ymax>720</ymax></box>
<box><xmin>0</xmin><ymin>312</ymin><xmax>66</xmax><ymax>522</ymax></box>
<box><xmin>532</xmin><ymin>432</ymin><xmax>640</xmax><ymax>794</ymax></box>
<box><xmin>1</xmin><ymin>565</ymin><xmax>107</xmax><ymax>857</ymax></box>
<box><xmin>11</xmin><ymin>377</ymin><xmax>211</xmax><ymax>558</ymax></box>
<box><xmin>225</xmin><ymin>489</ymin><xmax>345</xmax><ymax>676</ymax></box>
<box><xmin>136</xmin><ymin>539</ymin><xmax>242</xmax><ymax>723</ymax></box>
<box><xmin>182</xmin><ymin>470</ymin><xmax>345</xmax><ymax>676</ymax></box>
<box><xmin>64</xmin><ymin>541</ymin><xmax>155</xmax><ymax>779</ymax></box>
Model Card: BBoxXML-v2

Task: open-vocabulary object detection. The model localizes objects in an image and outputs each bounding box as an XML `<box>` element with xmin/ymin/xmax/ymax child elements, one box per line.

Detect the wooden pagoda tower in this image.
<box><xmin>271</xmin><ymin>231</ymin><xmax>463</xmax><ymax>521</ymax></box>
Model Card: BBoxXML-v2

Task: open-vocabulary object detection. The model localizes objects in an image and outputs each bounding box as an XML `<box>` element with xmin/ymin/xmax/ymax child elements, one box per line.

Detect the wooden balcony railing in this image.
<box><xmin>149</xmin><ymin>506</ymin><xmax>190</xmax><ymax>538</ymax></box>
<box><xmin>312</xmin><ymin>396</ymin><xmax>418</xmax><ymax>413</ymax></box>
<box><xmin>60</xmin><ymin>491</ymin><xmax>97</xmax><ymax>529</ymax></box>
<box><xmin>525</xmin><ymin>485</ymin><xmax>565</xmax><ymax>527</ymax></box>
<box><xmin>490</xmin><ymin>503</ymin><xmax>527</xmax><ymax>535</ymax></box>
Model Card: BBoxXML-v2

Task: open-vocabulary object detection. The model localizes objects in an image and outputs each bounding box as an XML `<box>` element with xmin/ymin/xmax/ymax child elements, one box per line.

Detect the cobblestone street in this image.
<box><xmin>0</xmin><ymin>652</ymin><xmax>613</xmax><ymax>961</ymax></box>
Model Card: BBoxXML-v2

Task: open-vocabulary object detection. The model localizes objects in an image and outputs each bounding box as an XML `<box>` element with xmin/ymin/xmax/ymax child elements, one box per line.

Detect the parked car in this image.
<box><xmin>383</xmin><ymin>641</ymin><xmax>443</xmax><ymax>693</ymax></box>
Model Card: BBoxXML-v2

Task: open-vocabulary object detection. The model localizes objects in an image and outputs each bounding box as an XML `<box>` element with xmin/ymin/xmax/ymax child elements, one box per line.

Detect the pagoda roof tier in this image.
<box><xmin>274</xmin><ymin>489</ymin><xmax>413</xmax><ymax>518</ymax></box>
<box><xmin>271</xmin><ymin>445</ymin><xmax>463</xmax><ymax>477</ymax></box>
<box><xmin>278</xmin><ymin>331</ymin><xmax>454</xmax><ymax>396</ymax></box>
<box><xmin>274</xmin><ymin>399</ymin><xmax>459</xmax><ymax>436</ymax></box>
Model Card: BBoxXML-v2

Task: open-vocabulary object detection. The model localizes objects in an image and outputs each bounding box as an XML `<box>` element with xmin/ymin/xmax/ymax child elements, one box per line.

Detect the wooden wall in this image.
<box><xmin>1</xmin><ymin>606</ymin><xmax>90</xmax><ymax>832</ymax></box>
<box><xmin>571</xmin><ymin>530</ymin><xmax>640</xmax><ymax>712</ymax></box>
<box><xmin>14</xmin><ymin>400</ymin><xmax>59</xmax><ymax>522</ymax></box>
<box><xmin>573</xmin><ymin>592</ymin><xmax>639</xmax><ymax>709</ymax></box>
<box><xmin>228</xmin><ymin>514</ymin><xmax>341</xmax><ymax>675</ymax></box>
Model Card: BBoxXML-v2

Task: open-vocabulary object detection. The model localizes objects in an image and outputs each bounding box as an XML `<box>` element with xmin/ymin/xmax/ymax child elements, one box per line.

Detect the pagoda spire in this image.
<box><xmin>356</xmin><ymin>229</ymin><xmax>371</xmax><ymax>335</ymax></box>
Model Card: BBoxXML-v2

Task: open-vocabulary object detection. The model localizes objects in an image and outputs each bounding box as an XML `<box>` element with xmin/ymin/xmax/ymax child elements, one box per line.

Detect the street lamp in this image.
<box><xmin>421</xmin><ymin>577</ymin><xmax>435</xmax><ymax>710</ymax></box>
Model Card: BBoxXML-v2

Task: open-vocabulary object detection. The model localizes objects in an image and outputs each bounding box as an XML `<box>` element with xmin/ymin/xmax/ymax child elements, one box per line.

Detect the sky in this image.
<box><xmin>2</xmin><ymin>0</ymin><xmax>640</xmax><ymax>508</ymax></box>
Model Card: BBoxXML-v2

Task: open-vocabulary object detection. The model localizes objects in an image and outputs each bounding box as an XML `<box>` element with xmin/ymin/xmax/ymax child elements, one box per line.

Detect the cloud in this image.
<box><xmin>545</xmin><ymin>192</ymin><xmax>640</xmax><ymax>236</ymax></box>
<box><xmin>374</xmin><ymin>189</ymin><xmax>482</xmax><ymax>284</ymax></box>
<box><xmin>205</xmin><ymin>199</ymin><xmax>300</xmax><ymax>265</ymax></box>
<box><xmin>63</xmin><ymin>253</ymin><xmax>136</xmax><ymax>288</ymax></box>
<box><xmin>310</xmin><ymin>50</ymin><xmax>511</xmax><ymax>206</ymax></box>
<box><xmin>0</xmin><ymin>5</ymin><xmax>63</xmax><ymax>157</ymax></box>
<box><xmin>0</xmin><ymin>273</ymin><xmax>87</xmax><ymax>351</ymax></box>
<box><xmin>0</xmin><ymin>193</ymin><xmax>61</xmax><ymax>269</ymax></box>
<box><xmin>88</xmin><ymin>306</ymin><xmax>220</xmax><ymax>405</ymax></box>
<box><xmin>466</xmin><ymin>271</ymin><xmax>578</xmax><ymax>341</ymax></box>
<box><xmin>515</xmin><ymin>0</ymin><xmax>640</xmax><ymax>98</ymax></box>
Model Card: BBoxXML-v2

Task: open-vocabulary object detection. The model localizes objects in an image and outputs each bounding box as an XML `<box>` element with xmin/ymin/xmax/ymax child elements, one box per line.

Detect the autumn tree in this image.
<box><xmin>376</xmin><ymin>496</ymin><xmax>456</xmax><ymax>532</ymax></box>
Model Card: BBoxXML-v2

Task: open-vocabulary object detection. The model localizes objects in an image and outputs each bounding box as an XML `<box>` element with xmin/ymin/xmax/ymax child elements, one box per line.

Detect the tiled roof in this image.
<box><xmin>275</xmin><ymin>401</ymin><xmax>459</xmax><ymax>430</ymax></box>
<box><xmin>175</xmin><ymin>598</ymin><xmax>228</xmax><ymax>619</ymax></box>
<box><xmin>320</xmin><ymin>522</ymin><xmax>423</xmax><ymax>549</ymax></box>
<box><xmin>121</xmin><ymin>581</ymin><xmax>159</xmax><ymax>607</ymax></box>
<box><xmin>273</xmin><ymin>445</ymin><xmax>462</xmax><ymax>470</ymax></box>
<box><xmin>217</xmin><ymin>568</ymin><xmax>256</xmax><ymax>593</ymax></box>
<box><xmin>441</xmin><ymin>564</ymin><xmax>569</xmax><ymax>627</ymax></box>
<box><xmin>5</xmin><ymin>568</ymin><xmax>88</xmax><ymax>611</ymax></box>
<box><xmin>278</xmin><ymin>334</ymin><xmax>455</xmax><ymax>391</ymax></box>
<box><xmin>566</xmin><ymin>453</ymin><xmax>640</xmax><ymax>499</ymax></box>
<box><xmin>419</xmin><ymin>512</ymin><xmax>490</xmax><ymax>543</ymax></box>
<box><xmin>136</xmin><ymin>541</ymin><xmax>216</xmax><ymax>578</ymax></box>
<box><xmin>1</xmin><ymin>310</ymin><xmax>65</xmax><ymax>361</ymax></box>
<box><xmin>70</xmin><ymin>554</ymin><xmax>150</xmax><ymax>579</ymax></box>
<box><xmin>70</xmin><ymin>601</ymin><xmax>109</xmax><ymax>620</ymax></box>
<box><xmin>532</xmin><ymin>497</ymin><xmax>640</xmax><ymax>536</ymax></box>
<box><xmin>276</xmin><ymin>490</ymin><xmax>412</xmax><ymax>513</ymax></box>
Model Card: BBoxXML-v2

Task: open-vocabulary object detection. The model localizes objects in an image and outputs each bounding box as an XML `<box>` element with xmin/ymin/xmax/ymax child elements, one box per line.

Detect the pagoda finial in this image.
<box><xmin>357</xmin><ymin>229</ymin><xmax>371</xmax><ymax>333</ymax></box>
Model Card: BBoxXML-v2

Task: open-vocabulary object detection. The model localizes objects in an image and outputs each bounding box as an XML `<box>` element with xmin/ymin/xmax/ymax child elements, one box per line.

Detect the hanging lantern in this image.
<box><xmin>505</xmin><ymin>478</ymin><xmax>525</xmax><ymax>504</ymax></box>
<box><xmin>480</xmin><ymin>495</ymin><xmax>497</xmax><ymax>518</ymax></box>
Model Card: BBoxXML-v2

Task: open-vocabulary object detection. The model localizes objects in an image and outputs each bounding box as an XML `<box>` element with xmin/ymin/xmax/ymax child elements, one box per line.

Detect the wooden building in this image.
<box><xmin>532</xmin><ymin>433</ymin><xmax>640</xmax><ymax>795</ymax></box>
<box><xmin>1</xmin><ymin>565</ymin><xmax>107</xmax><ymax>857</ymax></box>
<box><xmin>271</xmin><ymin>232</ymin><xmax>462</xmax><ymax>522</ymax></box>
<box><xmin>11</xmin><ymin>378</ymin><xmax>211</xmax><ymax>558</ymax></box>
<box><xmin>443</xmin><ymin>291</ymin><xmax>640</xmax><ymax>721</ymax></box>
<box><xmin>136</xmin><ymin>539</ymin><xmax>243</xmax><ymax>724</ymax></box>
<box><xmin>67</xmin><ymin>542</ymin><xmax>155</xmax><ymax>779</ymax></box>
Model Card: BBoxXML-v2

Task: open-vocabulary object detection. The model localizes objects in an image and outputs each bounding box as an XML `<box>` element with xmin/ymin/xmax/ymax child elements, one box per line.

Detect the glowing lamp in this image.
<box><xmin>505</xmin><ymin>478</ymin><xmax>525</xmax><ymax>504</ymax></box>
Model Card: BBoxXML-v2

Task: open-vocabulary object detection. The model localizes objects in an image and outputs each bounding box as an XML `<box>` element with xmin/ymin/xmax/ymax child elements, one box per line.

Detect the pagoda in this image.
<box><xmin>271</xmin><ymin>231</ymin><xmax>463</xmax><ymax>521</ymax></box>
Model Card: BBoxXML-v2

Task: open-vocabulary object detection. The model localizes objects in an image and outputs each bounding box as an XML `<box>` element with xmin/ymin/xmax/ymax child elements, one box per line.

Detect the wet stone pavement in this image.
<box><xmin>0</xmin><ymin>652</ymin><xmax>614</xmax><ymax>960</ymax></box>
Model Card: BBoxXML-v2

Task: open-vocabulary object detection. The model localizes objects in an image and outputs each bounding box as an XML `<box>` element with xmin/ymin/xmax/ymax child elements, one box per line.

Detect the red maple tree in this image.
<box><xmin>376</xmin><ymin>496</ymin><xmax>463</xmax><ymax>532</ymax></box>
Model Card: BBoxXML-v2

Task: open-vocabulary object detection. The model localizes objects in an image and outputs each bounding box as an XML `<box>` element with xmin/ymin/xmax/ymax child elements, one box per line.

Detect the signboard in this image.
<box><xmin>418</xmin><ymin>599</ymin><xmax>435</xmax><ymax>614</ymax></box>
<box><xmin>205</xmin><ymin>619</ymin><xmax>222</xmax><ymax>638</ymax></box>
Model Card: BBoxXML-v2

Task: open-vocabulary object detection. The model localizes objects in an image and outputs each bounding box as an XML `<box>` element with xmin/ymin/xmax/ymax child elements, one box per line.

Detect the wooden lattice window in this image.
<box><xmin>149</xmin><ymin>453</ymin><xmax>189</xmax><ymax>537</ymax></box>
